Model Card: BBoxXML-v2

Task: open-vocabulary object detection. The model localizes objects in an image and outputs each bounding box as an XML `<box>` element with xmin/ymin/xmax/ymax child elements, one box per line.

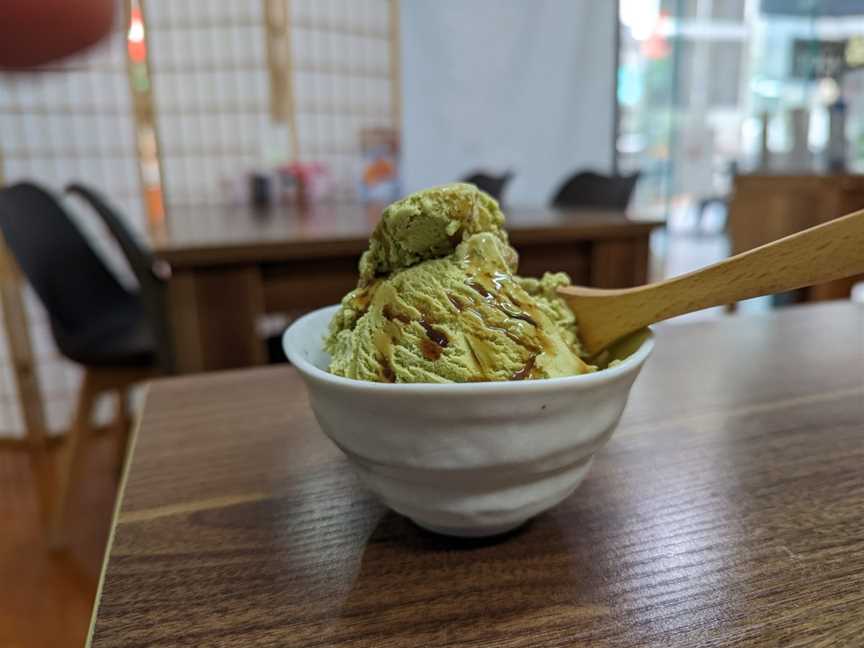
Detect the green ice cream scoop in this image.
<box><xmin>326</xmin><ymin>184</ymin><xmax>594</xmax><ymax>383</ymax></box>
<box><xmin>357</xmin><ymin>182</ymin><xmax>512</xmax><ymax>283</ymax></box>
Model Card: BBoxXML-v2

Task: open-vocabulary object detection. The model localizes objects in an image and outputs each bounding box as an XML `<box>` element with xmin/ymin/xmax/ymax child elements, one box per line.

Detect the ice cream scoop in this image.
<box><xmin>326</xmin><ymin>183</ymin><xmax>594</xmax><ymax>383</ymax></box>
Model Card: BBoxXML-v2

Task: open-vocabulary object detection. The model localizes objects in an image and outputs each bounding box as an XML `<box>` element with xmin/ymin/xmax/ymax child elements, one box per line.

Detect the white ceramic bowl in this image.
<box><xmin>283</xmin><ymin>305</ymin><xmax>653</xmax><ymax>537</ymax></box>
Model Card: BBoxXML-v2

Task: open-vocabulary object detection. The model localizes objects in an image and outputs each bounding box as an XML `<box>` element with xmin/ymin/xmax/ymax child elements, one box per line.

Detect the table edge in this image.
<box><xmin>85</xmin><ymin>382</ymin><xmax>152</xmax><ymax>648</ymax></box>
<box><xmin>156</xmin><ymin>221</ymin><xmax>665</xmax><ymax>269</ymax></box>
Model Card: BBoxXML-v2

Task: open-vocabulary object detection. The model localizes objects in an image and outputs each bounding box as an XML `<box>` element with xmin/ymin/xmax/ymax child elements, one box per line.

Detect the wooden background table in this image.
<box><xmin>729</xmin><ymin>174</ymin><xmax>864</xmax><ymax>305</ymax></box>
<box><xmin>153</xmin><ymin>203</ymin><xmax>662</xmax><ymax>372</ymax></box>
<box><xmin>89</xmin><ymin>302</ymin><xmax>864</xmax><ymax>647</ymax></box>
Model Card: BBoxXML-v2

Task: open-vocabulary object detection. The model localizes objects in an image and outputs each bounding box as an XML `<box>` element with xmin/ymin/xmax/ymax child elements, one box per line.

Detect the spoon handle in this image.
<box><xmin>559</xmin><ymin>207</ymin><xmax>864</xmax><ymax>353</ymax></box>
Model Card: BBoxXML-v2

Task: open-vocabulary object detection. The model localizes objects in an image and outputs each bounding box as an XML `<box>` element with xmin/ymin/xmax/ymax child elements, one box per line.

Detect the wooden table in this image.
<box><xmin>729</xmin><ymin>174</ymin><xmax>864</xmax><ymax>304</ymax></box>
<box><xmin>154</xmin><ymin>203</ymin><xmax>662</xmax><ymax>372</ymax></box>
<box><xmin>89</xmin><ymin>302</ymin><xmax>864</xmax><ymax>647</ymax></box>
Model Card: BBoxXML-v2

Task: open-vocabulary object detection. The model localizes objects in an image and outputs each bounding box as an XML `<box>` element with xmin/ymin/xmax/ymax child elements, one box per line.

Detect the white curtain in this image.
<box><xmin>400</xmin><ymin>0</ymin><xmax>617</xmax><ymax>206</ymax></box>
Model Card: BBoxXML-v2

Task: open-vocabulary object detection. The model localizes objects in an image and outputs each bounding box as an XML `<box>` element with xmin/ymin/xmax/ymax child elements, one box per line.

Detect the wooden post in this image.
<box><xmin>127</xmin><ymin>0</ymin><xmax>168</xmax><ymax>240</ymax></box>
<box><xmin>264</xmin><ymin>0</ymin><xmax>300</xmax><ymax>160</ymax></box>
<box><xmin>389</xmin><ymin>0</ymin><xmax>402</xmax><ymax>132</ymax></box>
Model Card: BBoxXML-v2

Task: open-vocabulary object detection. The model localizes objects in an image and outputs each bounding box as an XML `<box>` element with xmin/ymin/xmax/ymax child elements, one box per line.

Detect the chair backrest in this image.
<box><xmin>66</xmin><ymin>183</ymin><xmax>175</xmax><ymax>373</ymax></box>
<box><xmin>0</xmin><ymin>182</ymin><xmax>142</xmax><ymax>360</ymax></box>
<box><xmin>551</xmin><ymin>171</ymin><xmax>640</xmax><ymax>210</ymax></box>
<box><xmin>461</xmin><ymin>171</ymin><xmax>514</xmax><ymax>203</ymax></box>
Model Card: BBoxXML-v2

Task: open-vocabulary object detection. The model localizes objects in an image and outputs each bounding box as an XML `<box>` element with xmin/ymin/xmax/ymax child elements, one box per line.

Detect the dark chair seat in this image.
<box><xmin>551</xmin><ymin>170</ymin><xmax>640</xmax><ymax>210</ymax></box>
<box><xmin>60</xmin><ymin>316</ymin><xmax>155</xmax><ymax>367</ymax></box>
<box><xmin>461</xmin><ymin>171</ymin><xmax>514</xmax><ymax>203</ymax></box>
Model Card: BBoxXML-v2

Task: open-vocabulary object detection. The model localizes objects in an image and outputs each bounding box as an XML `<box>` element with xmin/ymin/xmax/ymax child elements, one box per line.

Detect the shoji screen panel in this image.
<box><xmin>146</xmin><ymin>0</ymin><xmax>269</xmax><ymax>208</ymax></box>
<box><xmin>290</xmin><ymin>0</ymin><xmax>395</xmax><ymax>197</ymax></box>
<box><xmin>146</xmin><ymin>0</ymin><xmax>397</xmax><ymax>209</ymax></box>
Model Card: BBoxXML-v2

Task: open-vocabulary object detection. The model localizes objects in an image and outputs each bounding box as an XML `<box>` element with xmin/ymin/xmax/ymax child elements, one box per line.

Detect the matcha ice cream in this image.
<box><xmin>325</xmin><ymin>183</ymin><xmax>595</xmax><ymax>383</ymax></box>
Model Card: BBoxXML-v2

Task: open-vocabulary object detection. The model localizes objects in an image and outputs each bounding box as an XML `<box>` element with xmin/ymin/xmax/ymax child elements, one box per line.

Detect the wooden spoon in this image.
<box><xmin>557</xmin><ymin>207</ymin><xmax>864</xmax><ymax>355</ymax></box>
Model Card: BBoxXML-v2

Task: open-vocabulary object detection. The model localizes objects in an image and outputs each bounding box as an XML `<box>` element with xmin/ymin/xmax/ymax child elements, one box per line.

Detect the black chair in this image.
<box><xmin>550</xmin><ymin>171</ymin><xmax>640</xmax><ymax>210</ymax></box>
<box><xmin>0</xmin><ymin>182</ymin><xmax>161</xmax><ymax>544</ymax></box>
<box><xmin>461</xmin><ymin>170</ymin><xmax>514</xmax><ymax>203</ymax></box>
<box><xmin>66</xmin><ymin>183</ymin><xmax>174</xmax><ymax>373</ymax></box>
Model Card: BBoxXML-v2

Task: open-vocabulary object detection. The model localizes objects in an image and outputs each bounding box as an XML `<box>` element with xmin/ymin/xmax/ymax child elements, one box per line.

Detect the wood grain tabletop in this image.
<box><xmin>89</xmin><ymin>302</ymin><xmax>864</xmax><ymax>648</ymax></box>
<box><xmin>152</xmin><ymin>202</ymin><xmax>661</xmax><ymax>268</ymax></box>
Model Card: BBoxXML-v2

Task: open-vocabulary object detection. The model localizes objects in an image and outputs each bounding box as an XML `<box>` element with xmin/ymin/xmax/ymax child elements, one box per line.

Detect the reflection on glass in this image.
<box><xmin>617</xmin><ymin>0</ymin><xmax>864</xmax><ymax>218</ymax></box>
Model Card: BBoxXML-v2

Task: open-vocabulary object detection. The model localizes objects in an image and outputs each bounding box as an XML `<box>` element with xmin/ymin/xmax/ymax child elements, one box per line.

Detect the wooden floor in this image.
<box><xmin>0</xmin><ymin>436</ymin><xmax>118</xmax><ymax>648</ymax></box>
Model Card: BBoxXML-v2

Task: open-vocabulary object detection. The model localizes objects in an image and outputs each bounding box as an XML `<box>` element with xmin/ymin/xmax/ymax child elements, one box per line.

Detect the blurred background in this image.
<box><xmin>1</xmin><ymin>1</ymin><xmax>863</xmax><ymax>646</ymax></box>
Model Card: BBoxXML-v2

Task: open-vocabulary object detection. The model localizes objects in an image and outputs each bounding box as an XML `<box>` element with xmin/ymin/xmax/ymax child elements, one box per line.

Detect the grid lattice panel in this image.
<box><xmin>147</xmin><ymin>0</ymin><xmax>394</xmax><ymax>211</ymax></box>
<box><xmin>0</xmin><ymin>26</ymin><xmax>139</xmax><ymax>437</ymax></box>
<box><xmin>147</xmin><ymin>0</ymin><xmax>269</xmax><ymax>207</ymax></box>
<box><xmin>292</xmin><ymin>0</ymin><xmax>394</xmax><ymax>196</ymax></box>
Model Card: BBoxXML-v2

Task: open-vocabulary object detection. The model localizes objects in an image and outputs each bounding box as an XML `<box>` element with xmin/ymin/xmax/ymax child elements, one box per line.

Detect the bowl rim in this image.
<box><xmin>283</xmin><ymin>304</ymin><xmax>655</xmax><ymax>394</ymax></box>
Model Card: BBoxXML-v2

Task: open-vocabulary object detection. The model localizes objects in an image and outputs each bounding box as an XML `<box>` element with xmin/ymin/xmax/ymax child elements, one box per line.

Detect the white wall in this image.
<box><xmin>400</xmin><ymin>0</ymin><xmax>616</xmax><ymax>205</ymax></box>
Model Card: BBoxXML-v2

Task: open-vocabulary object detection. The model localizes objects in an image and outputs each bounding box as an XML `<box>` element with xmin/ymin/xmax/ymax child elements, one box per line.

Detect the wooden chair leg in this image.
<box><xmin>48</xmin><ymin>369</ymin><xmax>99</xmax><ymax>549</ymax></box>
<box><xmin>0</xmin><ymin>237</ymin><xmax>52</xmax><ymax>521</ymax></box>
